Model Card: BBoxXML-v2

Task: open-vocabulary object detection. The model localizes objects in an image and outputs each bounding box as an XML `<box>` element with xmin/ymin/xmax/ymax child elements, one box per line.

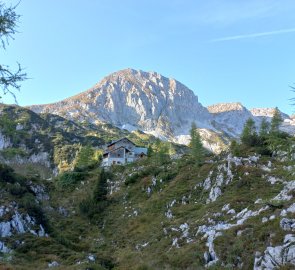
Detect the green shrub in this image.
<box><xmin>19</xmin><ymin>194</ymin><xmax>49</xmax><ymax>230</ymax></box>
<box><xmin>0</xmin><ymin>148</ymin><xmax>27</xmax><ymax>159</ymax></box>
<box><xmin>125</xmin><ymin>166</ymin><xmax>161</xmax><ymax>186</ymax></box>
<box><xmin>79</xmin><ymin>198</ymin><xmax>96</xmax><ymax>217</ymax></box>
<box><xmin>0</xmin><ymin>164</ymin><xmax>16</xmax><ymax>183</ymax></box>
<box><xmin>74</xmin><ymin>145</ymin><xmax>97</xmax><ymax>170</ymax></box>
<box><xmin>125</xmin><ymin>173</ymin><xmax>140</xmax><ymax>185</ymax></box>
<box><xmin>8</xmin><ymin>183</ymin><xmax>28</xmax><ymax>197</ymax></box>
<box><xmin>57</xmin><ymin>171</ymin><xmax>88</xmax><ymax>188</ymax></box>
<box><xmin>93</xmin><ymin>169</ymin><xmax>110</xmax><ymax>201</ymax></box>
<box><xmin>79</xmin><ymin>198</ymin><xmax>108</xmax><ymax>220</ymax></box>
<box><xmin>79</xmin><ymin>170</ymin><xmax>110</xmax><ymax>221</ymax></box>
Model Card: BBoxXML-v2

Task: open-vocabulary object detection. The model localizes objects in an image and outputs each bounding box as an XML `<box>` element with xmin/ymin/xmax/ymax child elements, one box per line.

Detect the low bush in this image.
<box><xmin>79</xmin><ymin>198</ymin><xmax>108</xmax><ymax>220</ymax></box>
<box><xmin>8</xmin><ymin>183</ymin><xmax>28</xmax><ymax>197</ymax></box>
<box><xmin>57</xmin><ymin>171</ymin><xmax>88</xmax><ymax>188</ymax></box>
<box><xmin>0</xmin><ymin>164</ymin><xmax>16</xmax><ymax>183</ymax></box>
<box><xmin>125</xmin><ymin>173</ymin><xmax>140</xmax><ymax>185</ymax></box>
<box><xmin>125</xmin><ymin>166</ymin><xmax>161</xmax><ymax>186</ymax></box>
<box><xmin>79</xmin><ymin>169</ymin><xmax>110</xmax><ymax>222</ymax></box>
<box><xmin>0</xmin><ymin>148</ymin><xmax>27</xmax><ymax>159</ymax></box>
<box><xmin>19</xmin><ymin>194</ymin><xmax>49</xmax><ymax>231</ymax></box>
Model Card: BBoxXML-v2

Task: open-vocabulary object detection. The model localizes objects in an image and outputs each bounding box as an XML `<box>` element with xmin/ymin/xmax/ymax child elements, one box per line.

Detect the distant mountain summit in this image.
<box><xmin>29</xmin><ymin>68</ymin><xmax>212</xmax><ymax>139</ymax></box>
<box><xmin>29</xmin><ymin>68</ymin><xmax>295</xmax><ymax>152</ymax></box>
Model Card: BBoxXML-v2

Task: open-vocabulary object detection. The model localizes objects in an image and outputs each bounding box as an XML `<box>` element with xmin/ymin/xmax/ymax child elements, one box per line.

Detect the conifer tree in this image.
<box><xmin>241</xmin><ymin>118</ymin><xmax>257</xmax><ymax>146</ymax></box>
<box><xmin>147</xmin><ymin>145</ymin><xmax>153</xmax><ymax>158</ymax></box>
<box><xmin>93</xmin><ymin>169</ymin><xmax>108</xmax><ymax>201</ymax></box>
<box><xmin>270</xmin><ymin>107</ymin><xmax>282</xmax><ymax>134</ymax></box>
<box><xmin>158</xmin><ymin>141</ymin><xmax>169</xmax><ymax>164</ymax></box>
<box><xmin>259</xmin><ymin>118</ymin><xmax>270</xmax><ymax>137</ymax></box>
<box><xmin>189</xmin><ymin>122</ymin><xmax>204</xmax><ymax>166</ymax></box>
<box><xmin>229</xmin><ymin>139</ymin><xmax>240</xmax><ymax>156</ymax></box>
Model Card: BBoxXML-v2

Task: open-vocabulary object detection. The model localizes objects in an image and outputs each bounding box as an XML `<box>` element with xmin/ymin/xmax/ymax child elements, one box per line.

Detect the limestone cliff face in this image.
<box><xmin>29</xmin><ymin>69</ymin><xmax>213</xmax><ymax>140</ymax></box>
<box><xmin>208</xmin><ymin>103</ymin><xmax>254</xmax><ymax>137</ymax></box>
<box><xmin>29</xmin><ymin>69</ymin><xmax>295</xmax><ymax>151</ymax></box>
<box><xmin>208</xmin><ymin>103</ymin><xmax>295</xmax><ymax>136</ymax></box>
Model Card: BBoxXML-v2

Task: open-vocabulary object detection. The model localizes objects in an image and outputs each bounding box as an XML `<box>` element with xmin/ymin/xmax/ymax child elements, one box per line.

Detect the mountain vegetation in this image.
<box><xmin>0</xmin><ymin>3</ymin><xmax>294</xmax><ymax>269</ymax></box>
<box><xmin>0</xmin><ymin>102</ymin><xmax>294</xmax><ymax>269</ymax></box>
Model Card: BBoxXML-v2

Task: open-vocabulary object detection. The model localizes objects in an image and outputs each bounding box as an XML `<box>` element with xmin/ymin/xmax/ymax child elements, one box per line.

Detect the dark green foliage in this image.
<box><xmin>19</xmin><ymin>193</ymin><xmax>49</xmax><ymax>230</ymax></box>
<box><xmin>147</xmin><ymin>145</ymin><xmax>153</xmax><ymax>158</ymax></box>
<box><xmin>57</xmin><ymin>171</ymin><xmax>88</xmax><ymax>188</ymax></box>
<box><xmin>79</xmin><ymin>169</ymin><xmax>111</xmax><ymax>221</ymax></box>
<box><xmin>153</xmin><ymin>138</ymin><xmax>170</xmax><ymax>164</ymax></box>
<box><xmin>79</xmin><ymin>198</ymin><xmax>100</xmax><ymax>219</ymax></box>
<box><xmin>0</xmin><ymin>164</ymin><xmax>49</xmax><ymax>232</ymax></box>
<box><xmin>93</xmin><ymin>169</ymin><xmax>109</xmax><ymax>201</ymax></box>
<box><xmin>0</xmin><ymin>163</ymin><xmax>15</xmax><ymax>182</ymax></box>
<box><xmin>8</xmin><ymin>182</ymin><xmax>27</xmax><ymax>197</ymax></box>
<box><xmin>75</xmin><ymin>145</ymin><xmax>97</xmax><ymax>170</ymax></box>
<box><xmin>100</xmin><ymin>258</ymin><xmax>116</xmax><ymax>269</ymax></box>
<box><xmin>125</xmin><ymin>172</ymin><xmax>140</xmax><ymax>185</ymax></box>
<box><xmin>125</xmin><ymin>166</ymin><xmax>161</xmax><ymax>186</ymax></box>
<box><xmin>0</xmin><ymin>147</ymin><xmax>27</xmax><ymax>159</ymax></box>
<box><xmin>189</xmin><ymin>122</ymin><xmax>204</xmax><ymax>166</ymax></box>
<box><xmin>0</xmin><ymin>114</ymin><xmax>16</xmax><ymax>136</ymax></box>
<box><xmin>270</xmin><ymin>107</ymin><xmax>283</xmax><ymax>134</ymax></box>
<box><xmin>241</xmin><ymin>118</ymin><xmax>258</xmax><ymax>147</ymax></box>
<box><xmin>266</xmin><ymin>131</ymin><xmax>292</xmax><ymax>154</ymax></box>
<box><xmin>234</xmin><ymin>112</ymin><xmax>294</xmax><ymax>158</ymax></box>
<box><xmin>158</xmin><ymin>170</ymin><xmax>177</xmax><ymax>183</ymax></box>
<box><xmin>229</xmin><ymin>139</ymin><xmax>240</xmax><ymax>156</ymax></box>
<box><xmin>259</xmin><ymin>118</ymin><xmax>270</xmax><ymax>137</ymax></box>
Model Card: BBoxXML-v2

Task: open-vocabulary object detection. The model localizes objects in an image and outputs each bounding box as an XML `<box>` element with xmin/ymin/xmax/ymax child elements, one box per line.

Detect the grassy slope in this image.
<box><xmin>2</xmin><ymin>149</ymin><xmax>294</xmax><ymax>270</ymax></box>
<box><xmin>0</xmin><ymin>104</ymin><xmax>187</xmax><ymax>178</ymax></box>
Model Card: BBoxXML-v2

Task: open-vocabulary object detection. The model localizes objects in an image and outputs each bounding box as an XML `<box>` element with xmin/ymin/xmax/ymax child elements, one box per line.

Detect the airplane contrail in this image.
<box><xmin>211</xmin><ymin>27</ymin><xmax>295</xmax><ymax>42</ymax></box>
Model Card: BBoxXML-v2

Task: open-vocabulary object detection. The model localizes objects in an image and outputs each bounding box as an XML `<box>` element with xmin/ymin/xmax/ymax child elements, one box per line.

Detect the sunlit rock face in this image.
<box><xmin>29</xmin><ymin>69</ymin><xmax>212</xmax><ymax>139</ymax></box>
<box><xmin>29</xmin><ymin>69</ymin><xmax>295</xmax><ymax>152</ymax></box>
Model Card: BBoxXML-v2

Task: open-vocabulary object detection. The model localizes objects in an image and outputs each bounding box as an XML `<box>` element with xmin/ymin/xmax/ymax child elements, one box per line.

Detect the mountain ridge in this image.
<box><xmin>28</xmin><ymin>68</ymin><xmax>295</xmax><ymax>151</ymax></box>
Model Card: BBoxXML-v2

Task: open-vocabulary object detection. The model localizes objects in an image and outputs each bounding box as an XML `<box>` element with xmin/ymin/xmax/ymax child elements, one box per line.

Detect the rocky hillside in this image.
<box><xmin>28</xmin><ymin>69</ymin><xmax>295</xmax><ymax>153</ymax></box>
<box><xmin>208</xmin><ymin>103</ymin><xmax>294</xmax><ymax>137</ymax></box>
<box><xmin>1</xmin><ymin>95</ymin><xmax>295</xmax><ymax>269</ymax></box>
<box><xmin>0</xmin><ymin>104</ymin><xmax>183</xmax><ymax>178</ymax></box>
<box><xmin>0</xmin><ymin>143</ymin><xmax>294</xmax><ymax>269</ymax></box>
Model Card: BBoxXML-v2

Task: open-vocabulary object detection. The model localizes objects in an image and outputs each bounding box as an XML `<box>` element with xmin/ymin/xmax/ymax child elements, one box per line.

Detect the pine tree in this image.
<box><xmin>241</xmin><ymin>118</ymin><xmax>257</xmax><ymax>146</ymax></box>
<box><xmin>189</xmin><ymin>122</ymin><xmax>204</xmax><ymax>166</ymax></box>
<box><xmin>93</xmin><ymin>169</ymin><xmax>108</xmax><ymax>201</ymax></box>
<box><xmin>270</xmin><ymin>107</ymin><xmax>282</xmax><ymax>134</ymax></box>
<box><xmin>153</xmin><ymin>138</ymin><xmax>169</xmax><ymax>164</ymax></box>
<box><xmin>147</xmin><ymin>145</ymin><xmax>153</xmax><ymax>158</ymax></box>
<box><xmin>229</xmin><ymin>139</ymin><xmax>240</xmax><ymax>156</ymax></box>
<box><xmin>158</xmin><ymin>142</ymin><xmax>169</xmax><ymax>164</ymax></box>
<box><xmin>259</xmin><ymin>118</ymin><xmax>270</xmax><ymax>137</ymax></box>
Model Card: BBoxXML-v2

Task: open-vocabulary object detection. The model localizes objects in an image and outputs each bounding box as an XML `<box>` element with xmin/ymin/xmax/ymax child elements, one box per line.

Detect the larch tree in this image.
<box><xmin>0</xmin><ymin>2</ymin><xmax>26</xmax><ymax>101</ymax></box>
<box><xmin>259</xmin><ymin>118</ymin><xmax>270</xmax><ymax>137</ymax></box>
<box><xmin>241</xmin><ymin>118</ymin><xmax>257</xmax><ymax>146</ymax></box>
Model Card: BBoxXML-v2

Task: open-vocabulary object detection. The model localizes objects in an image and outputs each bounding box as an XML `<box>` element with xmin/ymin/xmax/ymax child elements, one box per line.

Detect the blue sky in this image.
<box><xmin>2</xmin><ymin>0</ymin><xmax>295</xmax><ymax>114</ymax></box>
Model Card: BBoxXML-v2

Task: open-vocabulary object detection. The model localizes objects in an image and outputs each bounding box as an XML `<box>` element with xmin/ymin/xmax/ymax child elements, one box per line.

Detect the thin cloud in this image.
<box><xmin>211</xmin><ymin>27</ymin><xmax>295</xmax><ymax>42</ymax></box>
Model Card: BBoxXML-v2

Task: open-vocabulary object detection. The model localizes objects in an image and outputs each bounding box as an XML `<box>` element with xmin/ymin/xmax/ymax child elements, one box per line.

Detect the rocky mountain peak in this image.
<box><xmin>29</xmin><ymin>69</ymin><xmax>211</xmax><ymax>141</ymax></box>
<box><xmin>250</xmin><ymin>108</ymin><xmax>289</xmax><ymax>119</ymax></box>
<box><xmin>28</xmin><ymin>69</ymin><xmax>295</xmax><ymax>152</ymax></box>
<box><xmin>207</xmin><ymin>102</ymin><xmax>246</xmax><ymax>114</ymax></box>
